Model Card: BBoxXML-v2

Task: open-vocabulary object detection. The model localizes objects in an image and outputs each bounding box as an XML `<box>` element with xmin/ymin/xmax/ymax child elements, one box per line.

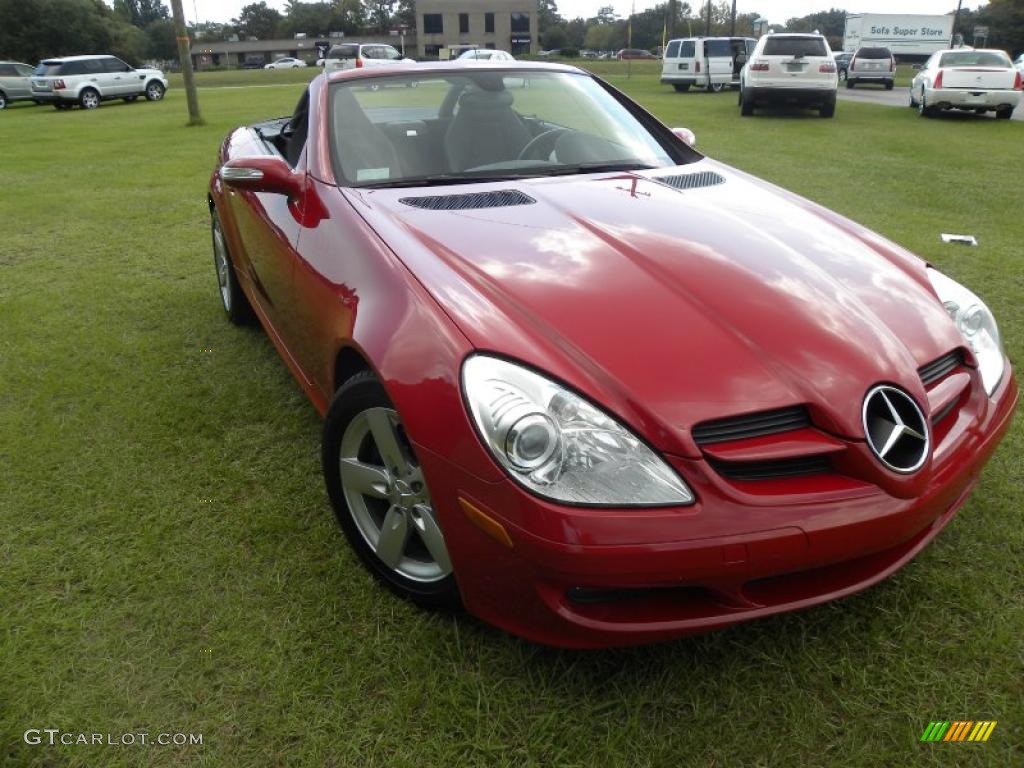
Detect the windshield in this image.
<box><xmin>328</xmin><ymin>71</ymin><xmax>685</xmax><ymax>188</ymax></box>
<box><xmin>763</xmin><ymin>37</ymin><xmax>828</xmax><ymax>57</ymax></box>
<box><xmin>939</xmin><ymin>51</ymin><xmax>1012</xmax><ymax>68</ymax></box>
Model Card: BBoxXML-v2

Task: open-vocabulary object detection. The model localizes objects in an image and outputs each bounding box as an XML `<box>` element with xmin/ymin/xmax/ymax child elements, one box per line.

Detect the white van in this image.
<box><xmin>661</xmin><ymin>37</ymin><xmax>756</xmax><ymax>92</ymax></box>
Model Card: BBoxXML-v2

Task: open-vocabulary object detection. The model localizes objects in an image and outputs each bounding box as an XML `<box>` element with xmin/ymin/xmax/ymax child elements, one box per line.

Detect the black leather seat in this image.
<box><xmin>331</xmin><ymin>87</ymin><xmax>402</xmax><ymax>182</ymax></box>
<box><xmin>444</xmin><ymin>88</ymin><xmax>532</xmax><ymax>172</ymax></box>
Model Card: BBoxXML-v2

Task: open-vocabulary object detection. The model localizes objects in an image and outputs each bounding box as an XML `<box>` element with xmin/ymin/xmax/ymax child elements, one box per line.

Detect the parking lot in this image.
<box><xmin>2</xmin><ymin>68</ymin><xmax>1021</xmax><ymax>767</ymax></box>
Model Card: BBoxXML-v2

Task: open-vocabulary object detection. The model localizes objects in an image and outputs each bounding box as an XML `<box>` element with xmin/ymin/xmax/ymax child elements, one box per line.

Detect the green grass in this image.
<box><xmin>1</xmin><ymin>78</ymin><xmax>1022</xmax><ymax>768</ymax></box>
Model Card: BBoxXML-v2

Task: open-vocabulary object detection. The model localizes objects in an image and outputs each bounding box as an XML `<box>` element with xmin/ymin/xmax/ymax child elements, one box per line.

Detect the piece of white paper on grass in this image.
<box><xmin>941</xmin><ymin>233</ymin><xmax>978</xmax><ymax>246</ymax></box>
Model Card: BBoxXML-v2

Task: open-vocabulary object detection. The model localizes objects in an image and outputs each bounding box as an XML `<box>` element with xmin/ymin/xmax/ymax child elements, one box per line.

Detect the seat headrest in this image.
<box><xmin>458</xmin><ymin>89</ymin><xmax>514</xmax><ymax>111</ymax></box>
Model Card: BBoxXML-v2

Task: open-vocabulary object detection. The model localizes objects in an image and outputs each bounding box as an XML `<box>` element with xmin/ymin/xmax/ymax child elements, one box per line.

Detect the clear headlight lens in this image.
<box><xmin>462</xmin><ymin>355</ymin><xmax>694</xmax><ymax>506</ymax></box>
<box><xmin>927</xmin><ymin>268</ymin><xmax>1005</xmax><ymax>395</ymax></box>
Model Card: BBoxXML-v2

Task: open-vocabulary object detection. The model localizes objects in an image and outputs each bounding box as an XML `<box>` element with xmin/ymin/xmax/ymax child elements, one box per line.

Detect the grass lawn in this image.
<box><xmin>1</xmin><ymin>73</ymin><xmax>1021</xmax><ymax>768</ymax></box>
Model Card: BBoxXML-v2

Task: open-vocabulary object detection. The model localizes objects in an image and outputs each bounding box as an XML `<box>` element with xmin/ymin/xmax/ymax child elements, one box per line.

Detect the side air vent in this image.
<box><xmin>918</xmin><ymin>349</ymin><xmax>965</xmax><ymax>387</ymax></box>
<box><xmin>399</xmin><ymin>189</ymin><xmax>536</xmax><ymax>211</ymax></box>
<box><xmin>654</xmin><ymin>171</ymin><xmax>726</xmax><ymax>191</ymax></box>
<box><xmin>692</xmin><ymin>406</ymin><xmax>810</xmax><ymax>445</ymax></box>
<box><xmin>709</xmin><ymin>455</ymin><xmax>831</xmax><ymax>481</ymax></box>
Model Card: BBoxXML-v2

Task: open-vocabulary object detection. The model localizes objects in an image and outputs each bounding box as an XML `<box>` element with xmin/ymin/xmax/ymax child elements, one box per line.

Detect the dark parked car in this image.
<box><xmin>834</xmin><ymin>51</ymin><xmax>853</xmax><ymax>81</ymax></box>
<box><xmin>617</xmin><ymin>48</ymin><xmax>657</xmax><ymax>60</ymax></box>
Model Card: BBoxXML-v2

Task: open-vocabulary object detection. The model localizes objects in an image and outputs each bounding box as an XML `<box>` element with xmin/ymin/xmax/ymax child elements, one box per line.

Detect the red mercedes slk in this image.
<box><xmin>208</xmin><ymin>62</ymin><xmax>1016</xmax><ymax>648</ymax></box>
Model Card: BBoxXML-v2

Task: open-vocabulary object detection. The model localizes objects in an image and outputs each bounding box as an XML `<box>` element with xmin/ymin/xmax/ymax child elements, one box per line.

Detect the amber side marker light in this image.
<box><xmin>459</xmin><ymin>497</ymin><xmax>514</xmax><ymax>549</ymax></box>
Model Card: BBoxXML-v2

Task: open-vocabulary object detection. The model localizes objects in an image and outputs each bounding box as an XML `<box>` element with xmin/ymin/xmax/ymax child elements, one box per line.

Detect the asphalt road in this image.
<box><xmin>837</xmin><ymin>84</ymin><xmax>1024</xmax><ymax>121</ymax></box>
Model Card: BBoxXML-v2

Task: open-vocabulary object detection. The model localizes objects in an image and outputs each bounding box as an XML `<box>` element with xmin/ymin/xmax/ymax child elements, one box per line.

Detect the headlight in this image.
<box><xmin>927</xmin><ymin>268</ymin><xmax>1005</xmax><ymax>396</ymax></box>
<box><xmin>462</xmin><ymin>355</ymin><xmax>694</xmax><ymax>506</ymax></box>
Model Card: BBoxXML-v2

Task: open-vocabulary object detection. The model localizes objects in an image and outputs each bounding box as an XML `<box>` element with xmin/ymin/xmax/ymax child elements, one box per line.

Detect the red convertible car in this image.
<box><xmin>208</xmin><ymin>61</ymin><xmax>1017</xmax><ymax>648</ymax></box>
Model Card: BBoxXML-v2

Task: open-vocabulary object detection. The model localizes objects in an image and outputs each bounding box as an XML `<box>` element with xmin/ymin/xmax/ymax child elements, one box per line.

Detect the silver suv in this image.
<box><xmin>846</xmin><ymin>47</ymin><xmax>896</xmax><ymax>90</ymax></box>
<box><xmin>0</xmin><ymin>62</ymin><xmax>37</xmax><ymax>109</ymax></box>
<box><xmin>31</xmin><ymin>55</ymin><xmax>168</xmax><ymax>110</ymax></box>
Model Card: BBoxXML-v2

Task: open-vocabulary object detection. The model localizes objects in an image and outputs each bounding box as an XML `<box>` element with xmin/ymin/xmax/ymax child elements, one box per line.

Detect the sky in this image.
<box><xmin>186</xmin><ymin>0</ymin><xmax>979</xmax><ymax>27</ymax></box>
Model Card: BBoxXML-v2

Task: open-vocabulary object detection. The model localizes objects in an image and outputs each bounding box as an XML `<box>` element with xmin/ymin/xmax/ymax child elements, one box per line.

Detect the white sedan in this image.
<box><xmin>911</xmin><ymin>48</ymin><xmax>1021</xmax><ymax>119</ymax></box>
<box><xmin>457</xmin><ymin>49</ymin><xmax>515</xmax><ymax>62</ymax></box>
<box><xmin>265</xmin><ymin>57</ymin><xmax>307</xmax><ymax>70</ymax></box>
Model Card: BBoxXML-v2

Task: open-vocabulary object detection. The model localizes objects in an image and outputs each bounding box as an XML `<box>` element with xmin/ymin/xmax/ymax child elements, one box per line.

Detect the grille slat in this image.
<box><xmin>654</xmin><ymin>171</ymin><xmax>726</xmax><ymax>191</ymax></box>
<box><xmin>692</xmin><ymin>406</ymin><xmax>810</xmax><ymax>445</ymax></box>
<box><xmin>709</xmin><ymin>455</ymin><xmax>831</xmax><ymax>481</ymax></box>
<box><xmin>918</xmin><ymin>350</ymin><xmax>965</xmax><ymax>387</ymax></box>
<box><xmin>399</xmin><ymin>189</ymin><xmax>535</xmax><ymax>211</ymax></box>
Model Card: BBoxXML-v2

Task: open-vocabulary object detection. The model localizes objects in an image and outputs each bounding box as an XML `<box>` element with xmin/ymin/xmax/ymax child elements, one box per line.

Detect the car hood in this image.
<box><xmin>343</xmin><ymin>159</ymin><xmax>963</xmax><ymax>456</ymax></box>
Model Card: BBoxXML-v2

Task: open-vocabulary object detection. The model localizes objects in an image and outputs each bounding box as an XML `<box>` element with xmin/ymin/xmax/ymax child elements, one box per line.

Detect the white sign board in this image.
<box><xmin>843</xmin><ymin>14</ymin><xmax>953</xmax><ymax>56</ymax></box>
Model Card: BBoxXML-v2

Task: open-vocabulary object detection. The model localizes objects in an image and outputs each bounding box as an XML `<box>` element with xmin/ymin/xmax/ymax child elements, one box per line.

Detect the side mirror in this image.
<box><xmin>671</xmin><ymin>127</ymin><xmax>696</xmax><ymax>148</ymax></box>
<box><xmin>219</xmin><ymin>156</ymin><xmax>303</xmax><ymax>199</ymax></box>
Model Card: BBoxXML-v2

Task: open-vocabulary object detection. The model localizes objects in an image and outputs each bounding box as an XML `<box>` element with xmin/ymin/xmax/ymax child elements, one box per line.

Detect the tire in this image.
<box><xmin>884</xmin><ymin>80</ymin><xmax>894</xmax><ymax>90</ymax></box>
<box><xmin>672</xmin><ymin>83</ymin><xmax>690</xmax><ymax>92</ymax></box>
<box><xmin>819</xmin><ymin>98</ymin><xmax>836</xmax><ymax>118</ymax></box>
<box><xmin>709</xmin><ymin>82</ymin><xmax>725</xmax><ymax>93</ymax></box>
<box><xmin>909</xmin><ymin>88</ymin><xmax>918</xmax><ymax>107</ymax></box>
<box><xmin>123</xmin><ymin>95</ymin><xmax>138</xmax><ymax>103</ymax></box>
<box><xmin>211</xmin><ymin>210</ymin><xmax>254</xmax><ymax>325</ymax></box>
<box><xmin>845</xmin><ymin>79</ymin><xmax>855</xmax><ymax>89</ymax></box>
<box><xmin>838</xmin><ymin>70</ymin><xmax>847</xmax><ymax>83</ymax></box>
<box><xmin>322</xmin><ymin>372</ymin><xmax>460</xmax><ymax>610</ymax></box>
<box><xmin>144</xmin><ymin>81</ymin><xmax>165</xmax><ymax>101</ymax></box>
<box><xmin>918</xmin><ymin>89</ymin><xmax>934</xmax><ymax>117</ymax></box>
<box><xmin>740</xmin><ymin>89</ymin><xmax>754</xmax><ymax>116</ymax></box>
<box><xmin>79</xmin><ymin>88</ymin><xmax>100</xmax><ymax>109</ymax></box>
<box><xmin>995</xmin><ymin>106</ymin><xmax>1013</xmax><ymax>120</ymax></box>
<box><xmin>0</xmin><ymin>91</ymin><xmax>7</xmax><ymax>110</ymax></box>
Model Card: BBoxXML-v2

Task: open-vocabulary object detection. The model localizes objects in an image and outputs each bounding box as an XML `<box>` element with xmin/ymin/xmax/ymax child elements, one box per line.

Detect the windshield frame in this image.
<box><xmin>327</xmin><ymin>68</ymin><xmax>699</xmax><ymax>189</ymax></box>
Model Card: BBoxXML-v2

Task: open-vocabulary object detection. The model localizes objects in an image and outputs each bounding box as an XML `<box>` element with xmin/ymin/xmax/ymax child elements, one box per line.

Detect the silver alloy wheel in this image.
<box><xmin>146</xmin><ymin>82</ymin><xmax>164</xmax><ymax>100</ymax></box>
<box><xmin>81</xmin><ymin>89</ymin><xmax>99</xmax><ymax>109</ymax></box>
<box><xmin>0</xmin><ymin>92</ymin><xmax>7</xmax><ymax>110</ymax></box>
<box><xmin>212</xmin><ymin>220</ymin><xmax>232</xmax><ymax>311</ymax></box>
<box><xmin>339</xmin><ymin>407</ymin><xmax>452</xmax><ymax>583</ymax></box>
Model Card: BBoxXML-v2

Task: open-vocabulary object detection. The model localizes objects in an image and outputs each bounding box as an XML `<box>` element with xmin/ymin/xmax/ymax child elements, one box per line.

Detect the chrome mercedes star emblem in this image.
<box><xmin>862</xmin><ymin>385</ymin><xmax>930</xmax><ymax>473</ymax></box>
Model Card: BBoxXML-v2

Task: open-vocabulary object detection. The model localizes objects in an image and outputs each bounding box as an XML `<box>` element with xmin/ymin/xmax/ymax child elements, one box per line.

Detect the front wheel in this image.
<box><xmin>211</xmin><ymin>211</ymin><xmax>253</xmax><ymax>325</ymax></box>
<box><xmin>845</xmin><ymin>79</ymin><xmax>855</xmax><ymax>89</ymax></box>
<box><xmin>918</xmin><ymin>89</ymin><xmax>934</xmax><ymax>117</ymax></box>
<box><xmin>145</xmin><ymin>81</ymin><xmax>165</xmax><ymax>101</ymax></box>
<box><xmin>79</xmin><ymin>88</ymin><xmax>100</xmax><ymax>109</ymax></box>
<box><xmin>995</xmin><ymin>106</ymin><xmax>1013</xmax><ymax>119</ymax></box>
<box><xmin>909</xmin><ymin>87</ymin><xmax>918</xmax><ymax>107</ymax></box>
<box><xmin>884</xmin><ymin>80</ymin><xmax>894</xmax><ymax>90</ymax></box>
<box><xmin>322</xmin><ymin>373</ymin><xmax>460</xmax><ymax>610</ymax></box>
<box><xmin>838</xmin><ymin>70</ymin><xmax>847</xmax><ymax>82</ymax></box>
<box><xmin>709</xmin><ymin>82</ymin><xmax>725</xmax><ymax>93</ymax></box>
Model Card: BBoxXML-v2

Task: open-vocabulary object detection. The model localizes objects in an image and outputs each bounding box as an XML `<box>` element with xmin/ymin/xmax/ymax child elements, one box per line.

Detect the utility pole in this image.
<box><xmin>705</xmin><ymin>0</ymin><xmax>711</xmax><ymax>37</ymax></box>
<box><xmin>730</xmin><ymin>0</ymin><xmax>737</xmax><ymax>36</ymax></box>
<box><xmin>951</xmin><ymin>0</ymin><xmax>964</xmax><ymax>47</ymax></box>
<box><xmin>170</xmin><ymin>0</ymin><xmax>203</xmax><ymax>126</ymax></box>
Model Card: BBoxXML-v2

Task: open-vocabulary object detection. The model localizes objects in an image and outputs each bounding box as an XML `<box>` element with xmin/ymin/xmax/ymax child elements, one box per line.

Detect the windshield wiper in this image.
<box><xmin>533</xmin><ymin>161</ymin><xmax>660</xmax><ymax>177</ymax></box>
<box><xmin>360</xmin><ymin>173</ymin><xmax>522</xmax><ymax>189</ymax></box>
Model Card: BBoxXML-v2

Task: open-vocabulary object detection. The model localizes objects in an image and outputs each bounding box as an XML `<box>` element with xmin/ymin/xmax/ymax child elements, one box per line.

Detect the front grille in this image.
<box><xmin>709</xmin><ymin>455</ymin><xmax>831</xmax><ymax>481</ymax></box>
<box><xmin>654</xmin><ymin>170</ymin><xmax>726</xmax><ymax>191</ymax></box>
<box><xmin>919</xmin><ymin>350</ymin><xmax>964</xmax><ymax>387</ymax></box>
<box><xmin>398</xmin><ymin>189</ymin><xmax>535</xmax><ymax>211</ymax></box>
<box><xmin>692</xmin><ymin>406</ymin><xmax>810</xmax><ymax>445</ymax></box>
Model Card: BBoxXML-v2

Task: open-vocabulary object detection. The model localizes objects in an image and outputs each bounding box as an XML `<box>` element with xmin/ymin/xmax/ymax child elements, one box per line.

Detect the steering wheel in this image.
<box><xmin>516</xmin><ymin>128</ymin><xmax>568</xmax><ymax>162</ymax></box>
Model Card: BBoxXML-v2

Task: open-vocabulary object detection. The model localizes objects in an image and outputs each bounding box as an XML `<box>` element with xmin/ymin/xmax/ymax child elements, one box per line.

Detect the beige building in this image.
<box><xmin>415</xmin><ymin>0</ymin><xmax>538</xmax><ymax>58</ymax></box>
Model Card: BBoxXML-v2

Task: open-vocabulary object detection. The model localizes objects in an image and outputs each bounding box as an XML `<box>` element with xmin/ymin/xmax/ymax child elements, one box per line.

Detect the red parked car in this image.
<box><xmin>617</xmin><ymin>48</ymin><xmax>658</xmax><ymax>60</ymax></box>
<box><xmin>208</xmin><ymin>61</ymin><xmax>1017</xmax><ymax>648</ymax></box>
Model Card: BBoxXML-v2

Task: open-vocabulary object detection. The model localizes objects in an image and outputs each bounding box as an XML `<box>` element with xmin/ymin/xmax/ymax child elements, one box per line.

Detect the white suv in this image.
<box><xmin>31</xmin><ymin>55</ymin><xmax>167</xmax><ymax>110</ymax></box>
<box><xmin>739</xmin><ymin>33</ymin><xmax>838</xmax><ymax>117</ymax></box>
<box><xmin>323</xmin><ymin>43</ymin><xmax>412</xmax><ymax>73</ymax></box>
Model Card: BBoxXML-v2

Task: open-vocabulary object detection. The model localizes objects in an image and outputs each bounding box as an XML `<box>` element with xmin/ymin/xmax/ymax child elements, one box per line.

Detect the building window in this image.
<box><xmin>510</xmin><ymin>12</ymin><xmax>530</xmax><ymax>33</ymax></box>
<box><xmin>484</xmin><ymin>12</ymin><xmax>495</xmax><ymax>34</ymax></box>
<box><xmin>423</xmin><ymin>13</ymin><xmax>443</xmax><ymax>34</ymax></box>
<box><xmin>459</xmin><ymin>13</ymin><xmax>469</xmax><ymax>34</ymax></box>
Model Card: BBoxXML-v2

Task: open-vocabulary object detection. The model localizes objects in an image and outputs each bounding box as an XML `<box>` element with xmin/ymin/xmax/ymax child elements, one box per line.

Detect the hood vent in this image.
<box><xmin>692</xmin><ymin>406</ymin><xmax>810</xmax><ymax>445</ymax></box>
<box><xmin>654</xmin><ymin>170</ymin><xmax>726</xmax><ymax>191</ymax></box>
<box><xmin>399</xmin><ymin>189</ymin><xmax>536</xmax><ymax>211</ymax></box>
<box><xmin>918</xmin><ymin>349</ymin><xmax>965</xmax><ymax>387</ymax></box>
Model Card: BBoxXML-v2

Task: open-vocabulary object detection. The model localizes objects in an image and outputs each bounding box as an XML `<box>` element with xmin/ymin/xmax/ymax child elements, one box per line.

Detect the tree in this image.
<box><xmin>975</xmin><ymin>0</ymin><xmax>1024</xmax><ymax>55</ymax></box>
<box><xmin>279</xmin><ymin>1</ymin><xmax>333</xmax><ymax>36</ymax></box>
<box><xmin>365</xmin><ymin>0</ymin><xmax>396</xmax><ymax>33</ymax></box>
<box><xmin>113</xmin><ymin>0</ymin><xmax>169</xmax><ymax>28</ymax></box>
<box><xmin>539</xmin><ymin>0</ymin><xmax>562</xmax><ymax>33</ymax></box>
<box><xmin>233</xmin><ymin>1</ymin><xmax>281</xmax><ymax>40</ymax></box>
<box><xmin>145</xmin><ymin>17</ymin><xmax>178</xmax><ymax>61</ymax></box>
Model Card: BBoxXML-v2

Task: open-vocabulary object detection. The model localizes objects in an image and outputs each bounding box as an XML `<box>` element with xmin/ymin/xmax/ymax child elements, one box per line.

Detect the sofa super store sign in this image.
<box><xmin>869</xmin><ymin>23</ymin><xmax>947</xmax><ymax>41</ymax></box>
<box><xmin>845</xmin><ymin>15</ymin><xmax>953</xmax><ymax>55</ymax></box>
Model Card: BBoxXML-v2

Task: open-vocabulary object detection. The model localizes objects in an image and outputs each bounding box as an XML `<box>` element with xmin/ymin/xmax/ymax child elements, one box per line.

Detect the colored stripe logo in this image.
<box><xmin>920</xmin><ymin>721</ymin><xmax>997</xmax><ymax>742</ymax></box>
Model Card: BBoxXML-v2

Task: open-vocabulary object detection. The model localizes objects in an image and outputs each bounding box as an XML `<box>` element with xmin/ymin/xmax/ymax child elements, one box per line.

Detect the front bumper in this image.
<box><xmin>418</xmin><ymin>368</ymin><xmax>1017</xmax><ymax>648</ymax></box>
<box><xmin>925</xmin><ymin>87</ymin><xmax>1022</xmax><ymax>110</ymax></box>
